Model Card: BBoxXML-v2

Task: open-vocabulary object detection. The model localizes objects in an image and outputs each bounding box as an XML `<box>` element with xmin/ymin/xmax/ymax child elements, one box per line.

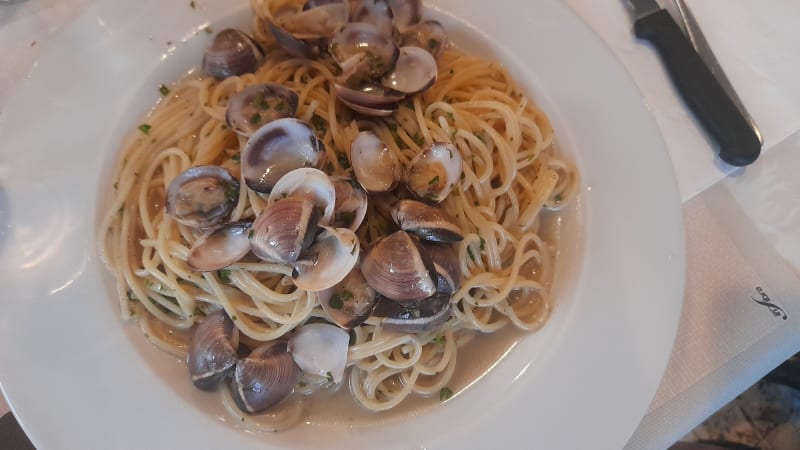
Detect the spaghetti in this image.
<box><xmin>97</xmin><ymin>0</ymin><xmax>579</xmax><ymax>425</ymax></box>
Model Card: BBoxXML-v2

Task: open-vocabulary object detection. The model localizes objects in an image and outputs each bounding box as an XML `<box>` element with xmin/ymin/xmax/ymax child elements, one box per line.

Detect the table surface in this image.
<box><xmin>2</xmin><ymin>0</ymin><xmax>799</xmax><ymax>448</ymax></box>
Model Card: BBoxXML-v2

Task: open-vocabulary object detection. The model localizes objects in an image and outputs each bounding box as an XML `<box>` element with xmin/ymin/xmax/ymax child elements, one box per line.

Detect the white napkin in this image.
<box><xmin>625</xmin><ymin>135</ymin><xmax>800</xmax><ymax>448</ymax></box>
<box><xmin>563</xmin><ymin>0</ymin><xmax>800</xmax><ymax>202</ymax></box>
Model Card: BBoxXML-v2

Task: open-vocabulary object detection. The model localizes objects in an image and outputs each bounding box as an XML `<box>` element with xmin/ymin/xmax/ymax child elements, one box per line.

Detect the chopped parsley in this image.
<box><xmin>450</xmin><ymin>128</ymin><xmax>458</xmax><ymax>141</ymax></box>
<box><xmin>249</xmin><ymin>112</ymin><xmax>262</xmax><ymax>124</ymax></box>
<box><xmin>445</xmin><ymin>111</ymin><xmax>455</xmax><ymax>122</ymax></box>
<box><xmin>476</xmin><ymin>130</ymin><xmax>488</xmax><ymax>144</ymax></box>
<box><xmin>253</xmin><ymin>92</ymin><xmax>269</xmax><ymax>110</ymax></box>
<box><xmin>138</xmin><ymin>124</ymin><xmax>152</xmax><ymax>135</ymax></box>
<box><xmin>231</xmin><ymin>153</ymin><xmax>241</xmax><ymax>162</ymax></box>
<box><xmin>432</xmin><ymin>335</ymin><xmax>445</xmax><ymax>344</ymax></box>
<box><xmin>158</xmin><ymin>84</ymin><xmax>170</xmax><ymax>96</ymax></box>
<box><xmin>274</xmin><ymin>101</ymin><xmax>286</xmax><ymax>112</ymax></box>
<box><xmin>428</xmin><ymin>175</ymin><xmax>440</xmax><ymax>186</ymax></box>
<box><xmin>329</xmin><ymin>290</ymin><xmax>353</xmax><ymax>310</ymax></box>
<box><xmin>217</xmin><ymin>269</ymin><xmax>232</xmax><ymax>283</ymax></box>
<box><xmin>326</xmin><ymin>371</ymin><xmax>334</xmax><ymax>383</ymax></box>
<box><xmin>554</xmin><ymin>193</ymin><xmax>563</xmax><ymax>204</ymax></box>
<box><xmin>428</xmin><ymin>39</ymin><xmax>440</xmax><ymax>50</ymax></box>
<box><xmin>467</xmin><ymin>246</ymin><xmax>476</xmax><ymax>262</ymax></box>
<box><xmin>411</xmin><ymin>132</ymin><xmax>425</xmax><ymax>147</ymax></box>
<box><xmin>439</xmin><ymin>387</ymin><xmax>453</xmax><ymax>401</ymax></box>
<box><xmin>248</xmin><ymin>229</ymin><xmax>254</xmax><ymax>239</ymax></box>
<box><xmin>224</xmin><ymin>187</ymin><xmax>238</xmax><ymax>202</ymax></box>
<box><xmin>480</xmin><ymin>237</ymin><xmax>486</xmax><ymax>251</ymax></box>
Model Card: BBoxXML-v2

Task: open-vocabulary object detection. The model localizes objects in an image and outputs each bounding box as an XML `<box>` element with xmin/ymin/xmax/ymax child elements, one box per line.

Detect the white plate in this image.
<box><xmin>0</xmin><ymin>0</ymin><xmax>685</xmax><ymax>448</ymax></box>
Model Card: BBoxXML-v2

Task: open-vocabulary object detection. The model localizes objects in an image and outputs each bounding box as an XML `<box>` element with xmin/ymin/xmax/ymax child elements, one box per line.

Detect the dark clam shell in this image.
<box><xmin>390</xmin><ymin>199</ymin><xmax>463</xmax><ymax>242</ymax></box>
<box><xmin>230</xmin><ymin>341</ymin><xmax>300</xmax><ymax>414</ymax></box>
<box><xmin>378</xmin><ymin>294</ymin><xmax>452</xmax><ymax>333</ymax></box>
<box><xmin>333</xmin><ymin>83</ymin><xmax>404</xmax><ymax>117</ymax></box>
<box><xmin>420</xmin><ymin>241</ymin><xmax>462</xmax><ymax>295</ymax></box>
<box><xmin>250</xmin><ymin>197</ymin><xmax>321</xmax><ymax>263</ymax></box>
<box><xmin>202</xmin><ymin>29</ymin><xmax>265</xmax><ymax>79</ymax></box>
<box><xmin>188</xmin><ymin>311</ymin><xmax>240</xmax><ymax>390</ymax></box>
<box><xmin>241</xmin><ymin>118</ymin><xmax>326</xmax><ymax>193</ymax></box>
<box><xmin>225</xmin><ymin>84</ymin><xmax>299</xmax><ymax>137</ymax></box>
<box><xmin>360</xmin><ymin>230</ymin><xmax>437</xmax><ymax>302</ymax></box>
<box><xmin>165</xmin><ymin>165</ymin><xmax>239</xmax><ymax>230</ymax></box>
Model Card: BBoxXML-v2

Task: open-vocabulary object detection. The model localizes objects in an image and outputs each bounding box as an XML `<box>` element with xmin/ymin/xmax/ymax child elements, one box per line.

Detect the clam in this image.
<box><xmin>330</xmin><ymin>176</ymin><xmax>368</xmax><ymax>231</ymax></box>
<box><xmin>165</xmin><ymin>165</ymin><xmax>239</xmax><ymax>229</ymax></box>
<box><xmin>250</xmin><ymin>197</ymin><xmax>320</xmax><ymax>263</ymax></box>
<box><xmin>241</xmin><ymin>118</ymin><xmax>326</xmax><ymax>193</ymax></box>
<box><xmin>400</xmin><ymin>20</ymin><xmax>447</xmax><ymax>59</ymax></box>
<box><xmin>334</xmin><ymin>83</ymin><xmax>404</xmax><ymax>117</ymax></box>
<box><xmin>381</xmin><ymin>46</ymin><xmax>437</xmax><ymax>95</ymax></box>
<box><xmin>421</xmin><ymin>241</ymin><xmax>462</xmax><ymax>294</ymax></box>
<box><xmin>330</xmin><ymin>22</ymin><xmax>399</xmax><ymax>80</ymax></box>
<box><xmin>318</xmin><ymin>267</ymin><xmax>378</xmax><ymax>329</ymax></box>
<box><xmin>230</xmin><ymin>341</ymin><xmax>301</xmax><ymax>414</ymax></box>
<box><xmin>188</xmin><ymin>311</ymin><xmax>240</xmax><ymax>390</ymax></box>
<box><xmin>360</xmin><ymin>230</ymin><xmax>436</xmax><ymax>302</ymax></box>
<box><xmin>405</xmin><ymin>142</ymin><xmax>462</xmax><ymax>203</ymax></box>
<box><xmin>267</xmin><ymin>168</ymin><xmax>336</xmax><ymax>225</ymax></box>
<box><xmin>351</xmin><ymin>0</ymin><xmax>394</xmax><ymax>37</ymax></box>
<box><xmin>380</xmin><ymin>294</ymin><xmax>452</xmax><ymax>333</ymax></box>
<box><xmin>225</xmin><ymin>84</ymin><xmax>299</xmax><ymax>137</ymax></box>
<box><xmin>287</xmin><ymin>322</ymin><xmax>350</xmax><ymax>383</ymax></box>
<box><xmin>350</xmin><ymin>131</ymin><xmax>401</xmax><ymax>192</ymax></box>
<box><xmin>187</xmin><ymin>221</ymin><xmax>253</xmax><ymax>272</ymax></box>
<box><xmin>276</xmin><ymin>0</ymin><xmax>349</xmax><ymax>39</ymax></box>
<box><xmin>391</xmin><ymin>199</ymin><xmax>463</xmax><ymax>242</ymax></box>
<box><xmin>266</xmin><ymin>19</ymin><xmax>316</xmax><ymax>59</ymax></box>
<box><xmin>292</xmin><ymin>227</ymin><xmax>360</xmax><ymax>292</ymax></box>
<box><xmin>202</xmin><ymin>29</ymin><xmax>265</xmax><ymax>79</ymax></box>
<box><xmin>388</xmin><ymin>0</ymin><xmax>422</xmax><ymax>32</ymax></box>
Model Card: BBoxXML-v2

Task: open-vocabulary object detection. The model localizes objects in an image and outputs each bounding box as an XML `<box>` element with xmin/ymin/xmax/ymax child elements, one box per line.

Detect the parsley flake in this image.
<box><xmin>138</xmin><ymin>124</ymin><xmax>152</xmax><ymax>135</ymax></box>
<box><xmin>440</xmin><ymin>387</ymin><xmax>453</xmax><ymax>401</ymax></box>
<box><xmin>428</xmin><ymin>175</ymin><xmax>440</xmax><ymax>186</ymax></box>
<box><xmin>217</xmin><ymin>269</ymin><xmax>232</xmax><ymax>283</ymax></box>
<box><xmin>326</xmin><ymin>371</ymin><xmax>334</xmax><ymax>383</ymax></box>
<box><xmin>329</xmin><ymin>290</ymin><xmax>353</xmax><ymax>310</ymax></box>
<box><xmin>249</xmin><ymin>112</ymin><xmax>262</xmax><ymax>124</ymax></box>
<box><xmin>159</xmin><ymin>84</ymin><xmax>170</xmax><ymax>96</ymax></box>
<box><xmin>432</xmin><ymin>335</ymin><xmax>445</xmax><ymax>344</ymax></box>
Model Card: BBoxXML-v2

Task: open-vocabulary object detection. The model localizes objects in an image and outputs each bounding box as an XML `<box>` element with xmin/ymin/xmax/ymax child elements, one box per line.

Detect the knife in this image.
<box><xmin>624</xmin><ymin>0</ymin><xmax>762</xmax><ymax>166</ymax></box>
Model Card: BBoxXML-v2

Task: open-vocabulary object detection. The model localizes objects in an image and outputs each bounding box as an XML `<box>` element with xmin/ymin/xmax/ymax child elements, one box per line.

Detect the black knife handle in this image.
<box><xmin>634</xmin><ymin>10</ymin><xmax>761</xmax><ymax>166</ymax></box>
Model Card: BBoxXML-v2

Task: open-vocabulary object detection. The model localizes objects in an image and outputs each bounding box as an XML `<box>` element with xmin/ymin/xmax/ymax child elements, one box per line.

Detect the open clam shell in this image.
<box><xmin>421</xmin><ymin>241</ymin><xmax>462</xmax><ymax>295</ymax></box>
<box><xmin>330</xmin><ymin>22</ymin><xmax>399</xmax><ymax>80</ymax></box>
<box><xmin>165</xmin><ymin>165</ymin><xmax>240</xmax><ymax>230</ymax></box>
<box><xmin>334</xmin><ymin>83</ymin><xmax>405</xmax><ymax>117</ymax></box>
<box><xmin>405</xmin><ymin>142</ymin><xmax>462</xmax><ymax>203</ymax></box>
<box><xmin>292</xmin><ymin>227</ymin><xmax>360</xmax><ymax>292</ymax></box>
<box><xmin>241</xmin><ymin>118</ymin><xmax>326</xmax><ymax>193</ymax></box>
<box><xmin>187</xmin><ymin>221</ymin><xmax>253</xmax><ymax>272</ymax></box>
<box><xmin>350</xmin><ymin>131</ymin><xmax>402</xmax><ymax>192</ymax></box>
<box><xmin>330</xmin><ymin>176</ymin><xmax>369</xmax><ymax>231</ymax></box>
<box><xmin>318</xmin><ymin>267</ymin><xmax>378</xmax><ymax>329</ymax></box>
<box><xmin>381</xmin><ymin>46</ymin><xmax>438</xmax><ymax>95</ymax></box>
<box><xmin>387</xmin><ymin>0</ymin><xmax>422</xmax><ymax>32</ymax></box>
<box><xmin>267</xmin><ymin>168</ymin><xmax>337</xmax><ymax>226</ymax></box>
<box><xmin>400</xmin><ymin>20</ymin><xmax>447</xmax><ymax>59</ymax></box>
<box><xmin>225</xmin><ymin>83</ymin><xmax>299</xmax><ymax>137</ymax></box>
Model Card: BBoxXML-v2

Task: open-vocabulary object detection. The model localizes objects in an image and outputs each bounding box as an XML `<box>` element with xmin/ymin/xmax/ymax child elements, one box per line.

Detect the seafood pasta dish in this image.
<box><xmin>97</xmin><ymin>0</ymin><xmax>579</xmax><ymax>430</ymax></box>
